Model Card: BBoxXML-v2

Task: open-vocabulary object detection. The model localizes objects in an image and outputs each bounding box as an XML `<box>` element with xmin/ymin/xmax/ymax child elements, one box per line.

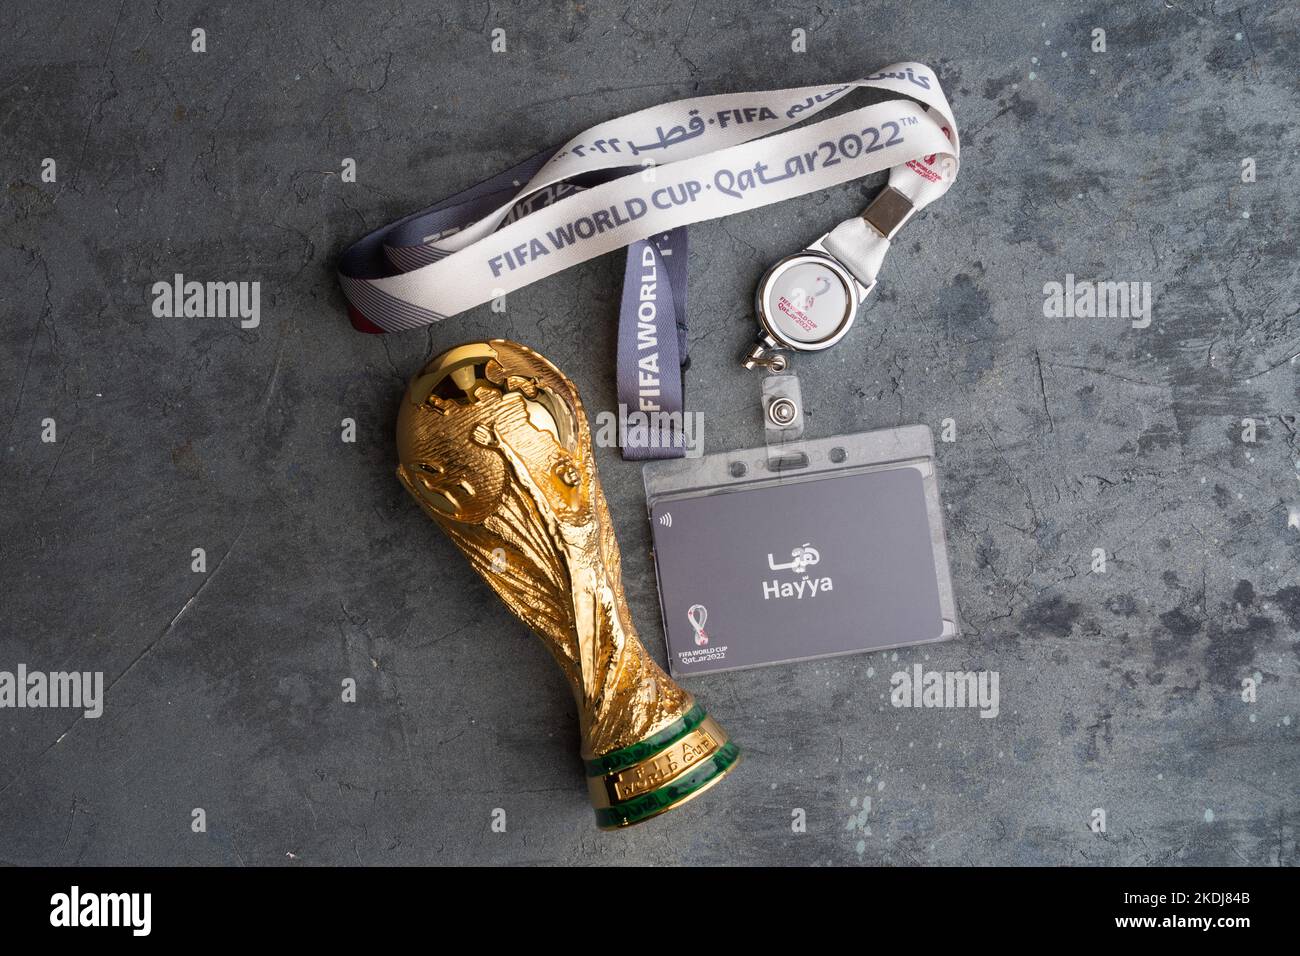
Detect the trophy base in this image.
<box><xmin>584</xmin><ymin>704</ymin><xmax>740</xmax><ymax>829</ymax></box>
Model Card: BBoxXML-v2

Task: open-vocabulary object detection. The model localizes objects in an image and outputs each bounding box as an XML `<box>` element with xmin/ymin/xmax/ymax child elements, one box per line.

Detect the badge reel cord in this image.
<box><xmin>336</xmin><ymin>64</ymin><xmax>959</xmax><ymax>461</ymax></box>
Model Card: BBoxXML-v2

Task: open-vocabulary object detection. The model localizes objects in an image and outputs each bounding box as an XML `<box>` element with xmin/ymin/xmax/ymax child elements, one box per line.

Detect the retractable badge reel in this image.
<box><xmin>742</xmin><ymin>184</ymin><xmax>918</xmax><ymax>372</ymax></box>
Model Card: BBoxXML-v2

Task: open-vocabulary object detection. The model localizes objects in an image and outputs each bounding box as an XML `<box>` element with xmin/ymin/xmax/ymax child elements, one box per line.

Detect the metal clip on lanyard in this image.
<box><xmin>744</xmin><ymin>183</ymin><xmax>918</xmax><ymax>372</ymax></box>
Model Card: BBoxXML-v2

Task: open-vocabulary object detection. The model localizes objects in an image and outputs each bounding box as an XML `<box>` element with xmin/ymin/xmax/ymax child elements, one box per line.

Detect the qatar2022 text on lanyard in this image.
<box><xmin>337</xmin><ymin>63</ymin><xmax>959</xmax><ymax>460</ymax></box>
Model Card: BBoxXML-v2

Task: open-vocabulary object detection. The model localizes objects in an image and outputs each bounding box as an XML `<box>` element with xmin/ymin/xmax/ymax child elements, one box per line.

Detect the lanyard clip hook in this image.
<box><xmin>742</xmin><ymin>340</ymin><xmax>789</xmax><ymax>372</ymax></box>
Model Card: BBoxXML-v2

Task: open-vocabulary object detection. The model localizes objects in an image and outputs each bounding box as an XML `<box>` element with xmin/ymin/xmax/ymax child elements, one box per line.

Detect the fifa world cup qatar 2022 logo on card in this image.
<box><xmin>687</xmin><ymin>604</ymin><xmax>709</xmax><ymax>646</ymax></box>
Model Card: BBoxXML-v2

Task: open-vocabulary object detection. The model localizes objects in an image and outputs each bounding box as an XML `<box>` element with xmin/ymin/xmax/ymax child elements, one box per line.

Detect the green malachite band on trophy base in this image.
<box><xmin>584</xmin><ymin>703</ymin><xmax>708</xmax><ymax>777</ymax></box>
<box><xmin>594</xmin><ymin>741</ymin><xmax>742</xmax><ymax>829</ymax></box>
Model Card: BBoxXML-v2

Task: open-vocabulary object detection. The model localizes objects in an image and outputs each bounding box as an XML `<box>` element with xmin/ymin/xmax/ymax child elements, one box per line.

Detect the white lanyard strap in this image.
<box><xmin>338</xmin><ymin>63</ymin><xmax>959</xmax><ymax>333</ymax></box>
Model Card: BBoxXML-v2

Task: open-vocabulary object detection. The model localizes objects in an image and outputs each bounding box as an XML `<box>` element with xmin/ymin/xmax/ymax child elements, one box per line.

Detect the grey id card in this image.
<box><xmin>643</xmin><ymin>426</ymin><xmax>959</xmax><ymax>676</ymax></box>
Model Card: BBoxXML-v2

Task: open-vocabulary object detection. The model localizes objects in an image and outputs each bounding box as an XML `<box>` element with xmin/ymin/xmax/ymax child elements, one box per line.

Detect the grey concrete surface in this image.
<box><xmin>1</xmin><ymin>1</ymin><xmax>1296</xmax><ymax>866</ymax></box>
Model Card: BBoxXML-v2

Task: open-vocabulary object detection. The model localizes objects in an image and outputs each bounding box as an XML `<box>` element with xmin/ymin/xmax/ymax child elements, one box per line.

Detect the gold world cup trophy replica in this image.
<box><xmin>395</xmin><ymin>340</ymin><xmax>740</xmax><ymax>828</ymax></box>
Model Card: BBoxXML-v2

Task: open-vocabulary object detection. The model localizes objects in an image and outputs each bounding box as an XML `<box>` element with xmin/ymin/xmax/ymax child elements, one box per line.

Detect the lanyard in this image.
<box><xmin>338</xmin><ymin>62</ymin><xmax>959</xmax><ymax>458</ymax></box>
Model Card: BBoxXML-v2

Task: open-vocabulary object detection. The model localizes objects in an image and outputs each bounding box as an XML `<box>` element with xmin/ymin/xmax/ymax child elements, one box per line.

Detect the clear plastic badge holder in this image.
<box><xmin>643</xmin><ymin>376</ymin><xmax>960</xmax><ymax>677</ymax></box>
